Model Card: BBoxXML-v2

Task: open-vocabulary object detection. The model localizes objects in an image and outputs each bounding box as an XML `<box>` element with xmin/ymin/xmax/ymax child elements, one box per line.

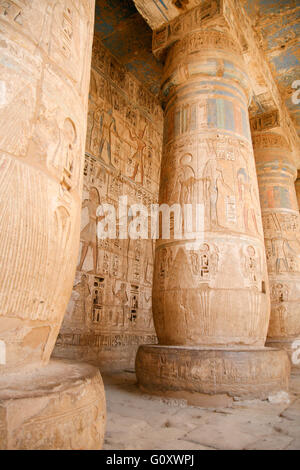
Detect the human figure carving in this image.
<box><xmin>127</xmin><ymin>124</ymin><xmax>148</xmax><ymax>184</ymax></box>
<box><xmin>72</xmin><ymin>274</ymin><xmax>91</xmax><ymax>322</ymax></box>
<box><xmin>203</xmin><ymin>158</ymin><xmax>232</xmax><ymax>228</ymax></box>
<box><xmin>237</xmin><ymin>168</ymin><xmax>259</xmax><ymax>234</ymax></box>
<box><xmin>91</xmin><ymin>105</ymin><xmax>121</xmax><ymax>167</ymax></box>
<box><xmin>112</xmin><ymin>282</ymin><xmax>129</xmax><ymax>326</ymax></box>
<box><xmin>171</xmin><ymin>154</ymin><xmax>196</xmax><ymax>205</ymax></box>
<box><xmin>78</xmin><ymin>187</ymin><xmax>100</xmax><ymax>273</ymax></box>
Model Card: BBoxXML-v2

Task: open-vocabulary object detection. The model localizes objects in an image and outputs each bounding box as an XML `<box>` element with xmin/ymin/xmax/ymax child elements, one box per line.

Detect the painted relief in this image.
<box><xmin>254</xmin><ymin>132</ymin><xmax>300</xmax><ymax>348</ymax></box>
<box><xmin>54</xmin><ymin>39</ymin><xmax>163</xmax><ymax>370</ymax></box>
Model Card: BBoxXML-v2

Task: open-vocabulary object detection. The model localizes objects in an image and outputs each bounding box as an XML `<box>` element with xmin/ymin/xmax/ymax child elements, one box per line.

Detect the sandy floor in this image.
<box><xmin>102</xmin><ymin>370</ymin><xmax>300</xmax><ymax>450</ymax></box>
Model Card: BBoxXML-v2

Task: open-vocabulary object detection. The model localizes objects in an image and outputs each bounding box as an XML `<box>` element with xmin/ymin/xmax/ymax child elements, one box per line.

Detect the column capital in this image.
<box><xmin>152</xmin><ymin>1</ymin><xmax>225</xmax><ymax>59</ymax></box>
<box><xmin>253</xmin><ymin>132</ymin><xmax>297</xmax><ymax>184</ymax></box>
<box><xmin>141</xmin><ymin>0</ymin><xmax>299</xmax><ymax>159</ymax></box>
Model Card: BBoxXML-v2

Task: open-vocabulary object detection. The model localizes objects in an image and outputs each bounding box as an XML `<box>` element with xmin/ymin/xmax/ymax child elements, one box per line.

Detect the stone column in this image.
<box><xmin>136</xmin><ymin>27</ymin><xmax>290</xmax><ymax>399</ymax></box>
<box><xmin>296</xmin><ymin>171</ymin><xmax>300</xmax><ymax>213</ymax></box>
<box><xmin>0</xmin><ymin>0</ymin><xmax>106</xmax><ymax>449</ymax></box>
<box><xmin>253</xmin><ymin>132</ymin><xmax>300</xmax><ymax>368</ymax></box>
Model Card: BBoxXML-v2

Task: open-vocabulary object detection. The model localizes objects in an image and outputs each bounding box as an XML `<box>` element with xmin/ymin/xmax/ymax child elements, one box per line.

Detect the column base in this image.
<box><xmin>266</xmin><ymin>338</ymin><xmax>300</xmax><ymax>370</ymax></box>
<box><xmin>0</xmin><ymin>359</ymin><xmax>106</xmax><ymax>450</ymax></box>
<box><xmin>136</xmin><ymin>345</ymin><xmax>290</xmax><ymax>400</ymax></box>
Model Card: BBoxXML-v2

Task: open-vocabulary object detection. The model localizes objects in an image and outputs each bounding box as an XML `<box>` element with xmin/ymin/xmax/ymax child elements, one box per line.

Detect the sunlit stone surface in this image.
<box><xmin>0</xmin><ymin>0</ymin><xmax>106</xmax><ymax>450</ymax></box>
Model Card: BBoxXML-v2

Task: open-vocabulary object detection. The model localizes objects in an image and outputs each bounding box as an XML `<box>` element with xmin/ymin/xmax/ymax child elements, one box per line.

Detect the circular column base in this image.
<box><xmin>266</xmin><ymin>338</ymin><xmax>300</xmax><ymax>370</ymax></box>
<box><xmin>0</xmin><ymin>359</ymin><xmax>106</xmax><ymax>450</ymax></box>
<box><xmin>136</xmin><ymin>345</ymin><xmax>290</xmax><ymax>400</ymax></box>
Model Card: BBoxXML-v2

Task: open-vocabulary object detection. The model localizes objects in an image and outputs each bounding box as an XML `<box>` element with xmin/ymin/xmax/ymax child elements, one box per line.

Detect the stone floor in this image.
<box><xmin>102</xmin><ymin>370</ymin><xmax>300</xmax><ymax>450</ymax></box>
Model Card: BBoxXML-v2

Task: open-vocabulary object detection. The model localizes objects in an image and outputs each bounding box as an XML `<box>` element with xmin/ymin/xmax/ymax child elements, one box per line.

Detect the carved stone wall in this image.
<box><xmin>53</xmin><ymin>35</ymin><xmax>163</xmax><ymax>371</ymax></box>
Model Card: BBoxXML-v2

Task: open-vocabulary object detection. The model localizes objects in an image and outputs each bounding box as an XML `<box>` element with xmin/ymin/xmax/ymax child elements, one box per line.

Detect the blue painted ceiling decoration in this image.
<box><xmin>244</xmin><ymin>0</ymin><xmax>300</xmax><ymax>138</ymax></box>
<box><xmin>94</xmin><ymin>0</ymin><xmax>163</xmax><ymax>95</ymax></box>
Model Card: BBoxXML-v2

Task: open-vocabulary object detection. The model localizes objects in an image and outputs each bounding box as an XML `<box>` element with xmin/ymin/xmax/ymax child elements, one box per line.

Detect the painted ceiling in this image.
<box><xmin>243</xmin><ymin>0</ymin><xmax>300</xmax><ymax>139</ymax></box>
<box><xmin>94</xmin><ymin>0</ymin><xmax>163</xmax><ymax>95</ymax></box>
<box><xmin>94</xmin><ymin>0</ymin><xmax>300</xmax><ymax>143</ymax></box>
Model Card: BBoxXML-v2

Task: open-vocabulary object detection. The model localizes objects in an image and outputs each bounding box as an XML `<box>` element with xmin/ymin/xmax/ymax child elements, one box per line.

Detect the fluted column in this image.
<box><xmin>136</xmin><ymin>26</ymin><xmax>290</xmax><ymax>399</ymax></box>
<box><xmin>253</xmin><ymin>132</ymin><xmax>300</xmax><ymax>367</ymax></box>
<box><xmin>0</xmin><ymin>0</ymin><xmax>106</xmax><ymax>450</ymax></box>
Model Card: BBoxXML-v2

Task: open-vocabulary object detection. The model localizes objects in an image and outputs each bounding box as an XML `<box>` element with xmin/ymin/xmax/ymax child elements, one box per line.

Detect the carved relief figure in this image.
<box><xmin>112</xmin><ymin>282</ymin><xmax>129</xmax><ymax>327</ymax></box>
<box><xmin>127</xmin><ymin>124</ymin><xmax>148</xmax><ymax>184</ymax></box>
<box><xmin>237</xmin><ymin>168</ymin><xmax>259</xmax><ymax>234</ymax></box>
<box><xmin>171</xmin><ymin>154</ymin><xmax>196</xmax><ymax>205</ymax></box>
<box><xmin>92</xmin><ymin>276</ymin><xmax>105</xmax><ymax>324</ymax></box>
<box><xmin>72</xmin><ymin>274</ymin><xmax>91</xmax><ymax>323</ymax></box>
<box><xmin>91</xmin><ymin>105</ymin><xmax>121</xmax><ymax>167</ymax></box>
<box><xmin>203</xmin><ymin>158</ymin><xmax>232</xmax><ymax>228</ymax></box>
<box><xmin>78</xmin><ymin>187</ymin><xmax>100</xmax><ymax>273</ymax></box>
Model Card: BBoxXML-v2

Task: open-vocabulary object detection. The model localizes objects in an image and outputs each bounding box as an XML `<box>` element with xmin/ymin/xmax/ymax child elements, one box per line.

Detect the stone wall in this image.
<box><xmin>53</xmin><ymin>34</ymin><xmax>163</xmax><ymax>371</ymax></box>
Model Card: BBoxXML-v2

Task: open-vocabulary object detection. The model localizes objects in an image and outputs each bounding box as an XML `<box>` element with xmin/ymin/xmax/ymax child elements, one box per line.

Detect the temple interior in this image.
<box><xmin>0</xmin><ymin>0</ymin><xmax>300</xmax><ymax>450</ymax></box>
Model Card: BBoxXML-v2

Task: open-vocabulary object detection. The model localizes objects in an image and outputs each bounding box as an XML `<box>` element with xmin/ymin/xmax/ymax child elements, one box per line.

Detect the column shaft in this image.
<box><xmin>154</xmin><ymin>30</ymin><xmax>269</xmax><ymax>347</ymax></box>
<box><xmin>136</xmin><ymin>28</ymin><xmax>290</xmax><ymax>399</ymax></box>
<box><xmin>253</xmin><ymin>133</ymin><xmax>300</xmax><ymax>365</ymax></box>
<box><xmin>0</xmin><ymin>0</ymin><xmax>106</xmax><ymax>450</ymax></box>
<box><xmin>0</xmin><ymin>0</ymin><xmax>94</xmax><ymax>373</ymax></box>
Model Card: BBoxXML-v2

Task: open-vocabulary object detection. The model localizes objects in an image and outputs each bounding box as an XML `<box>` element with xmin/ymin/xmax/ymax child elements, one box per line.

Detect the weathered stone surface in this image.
<box><xmin>103</xmin><ymin>370</ymin><xmax>300</xmax><ymax>451</ymax></box>
<box><xmin>0</xmin><ymin>360</ymin><xmax>106</xmax><ymax>450</ymax></box>
<box><xmin>253</xmin><ymin>132</ymin><xmax>300</xmax><ymax>369</ymax></box>
<box><xmin>0</xmin><ymin>0</ymin><xmax>107</xmax><ymax>451</ymax></box>
<box><xmin>0</xmin><ymin>0</ymin><xmax>95</xmax><ymax>373</ymax></box>
<box><xmin>136</xmin><ymin>345</ymin><xmax>290</xmax><ymax>399</ymax></box>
